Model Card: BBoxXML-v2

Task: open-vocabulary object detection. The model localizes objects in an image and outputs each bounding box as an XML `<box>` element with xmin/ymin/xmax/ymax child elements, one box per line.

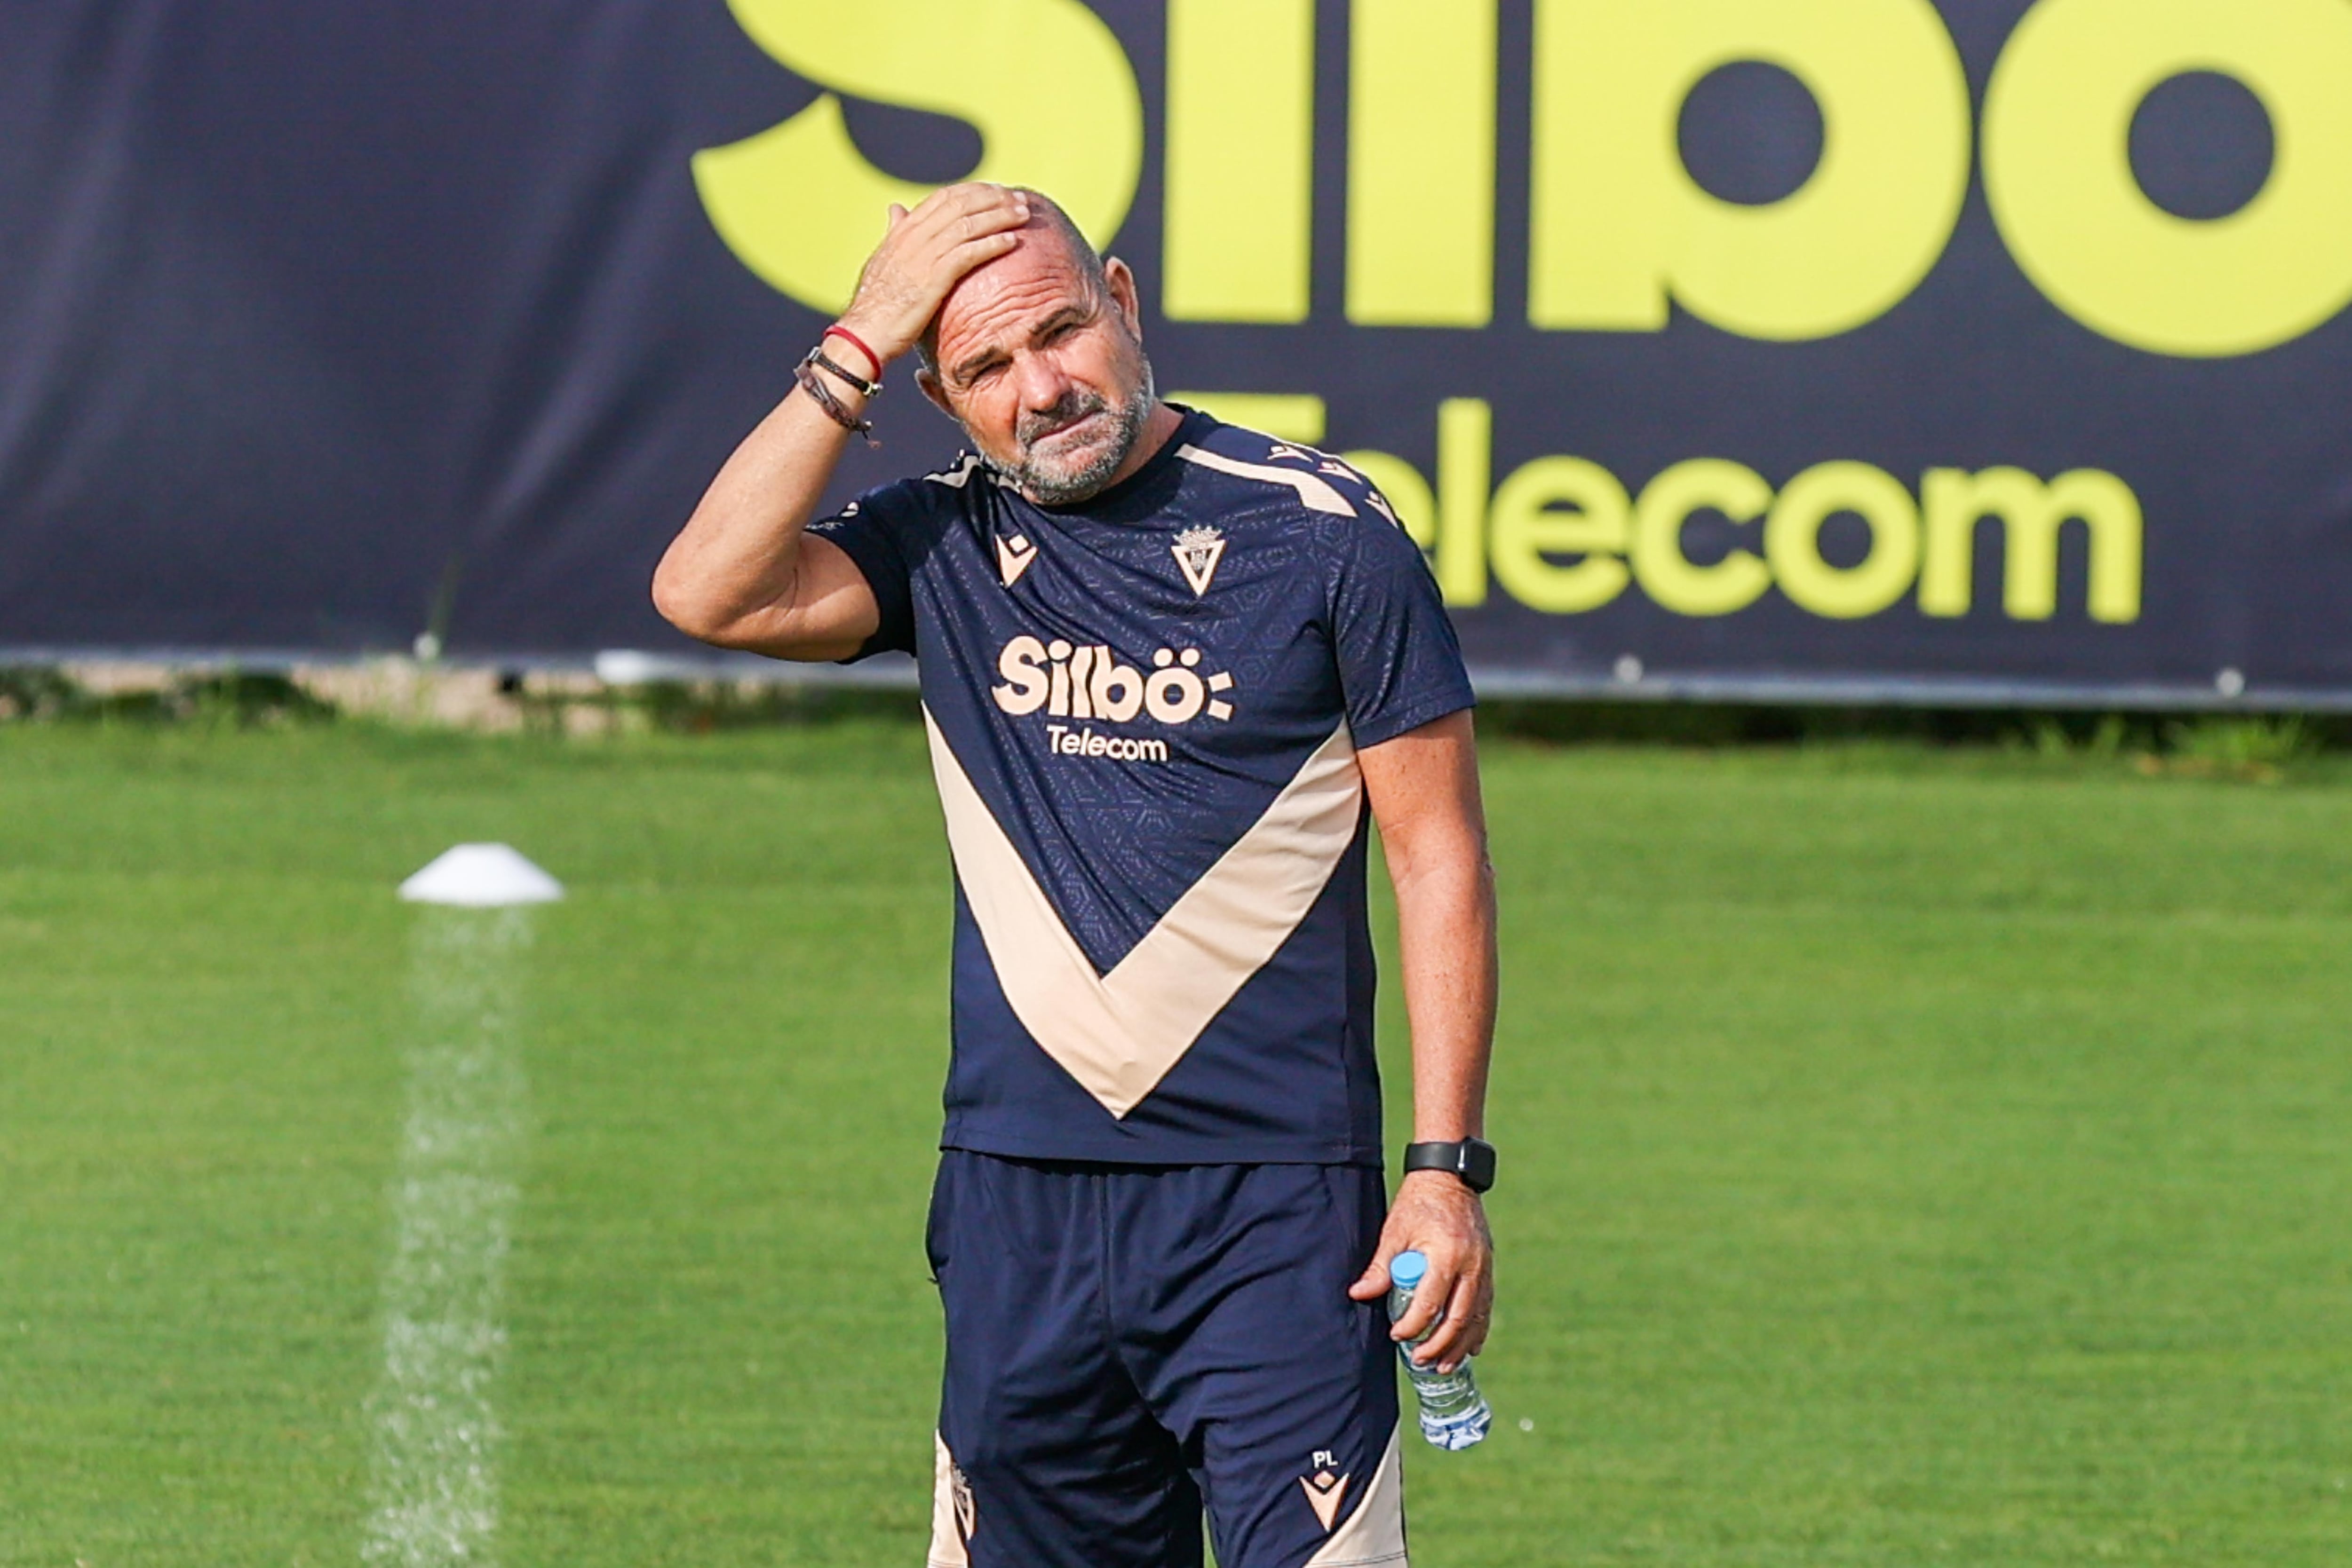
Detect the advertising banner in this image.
<box><xmin>3</xmin><ymin>0</ymin><xmax>2349</xmax><ymax>704</ymax></box>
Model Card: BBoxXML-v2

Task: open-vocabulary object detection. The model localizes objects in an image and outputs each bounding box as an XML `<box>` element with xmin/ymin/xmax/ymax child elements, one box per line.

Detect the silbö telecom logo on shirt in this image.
<box><xmin>991</xmin><ymin>635</ymin><xmax>1236</xmax><ymax>761</ymax></box>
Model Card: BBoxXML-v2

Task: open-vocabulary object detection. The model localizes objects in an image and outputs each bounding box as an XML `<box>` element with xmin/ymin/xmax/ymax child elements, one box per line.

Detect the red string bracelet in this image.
<box><xmin>824</xmin><ymin>324</ymin><xmax>883</xmax><ymax>381</ymax></box>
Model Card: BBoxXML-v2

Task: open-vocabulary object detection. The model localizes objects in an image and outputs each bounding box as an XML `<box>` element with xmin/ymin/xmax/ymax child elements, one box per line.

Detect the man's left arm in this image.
<box><xmin>1346</xmin><ymin>708</ymin><xmax>1498</xmax><ymax>1374</ymax></box>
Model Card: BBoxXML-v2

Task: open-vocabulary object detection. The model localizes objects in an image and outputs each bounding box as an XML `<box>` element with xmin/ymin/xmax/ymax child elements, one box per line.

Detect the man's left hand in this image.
<box><xmin>1347</xmin><ymin>1170</ymin><xmax>1494</xmax><ymax>1373</ymax></box>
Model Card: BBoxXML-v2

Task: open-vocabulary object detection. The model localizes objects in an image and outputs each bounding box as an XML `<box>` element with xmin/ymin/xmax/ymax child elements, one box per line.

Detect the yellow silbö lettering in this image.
<box><xmin>1159</xmin><ymin>393</ymin><xmax>2145</xmax><ymax>629</ymax></box>
<box><xmin>1632</xmin><ymin>460</ymin><xmax>1773</xmax><ymax>616</ymax></box>
<box><xmin>1434</xmin><ymin>399</ymin><xmax>1494</xmax><ymax>606</ymax></box>
<box><xmin>1347</xmin><ymin>0</ymin><xmax>1498</xmax><ymax>326</ymax></box>
<box><xmin>1982</xmin><ymin>0</ymin><xmax>2352</xmax><ymax>358</ymax></box>
<box><xmin>692</xmin><ymin>0</ymin><xmax>1143</xmax><ymax>313</ymax></box>
<box><xmin>1528</xmin><ymin>0</ymin><xmax>1970</xmax><ymax>341</ymax></box>
<box><xmin>1488</xmin><ymin>458</ymin><xmax>1632</xmax><ymax>614</ymax></box>
<box><xmin>1164</xmin><ymin>0</ymin><xmax>1315</xmax><ymax>322</ymax></box>
<box><xmin>1765</xmin><ymin>462</ymin><xmax>1919</xmax><ymax>619</ymax></box>
<box><xmin>1920</xmin><ymin>467</ymin><xmax>2143</xmax><ymax>624</ymax></box>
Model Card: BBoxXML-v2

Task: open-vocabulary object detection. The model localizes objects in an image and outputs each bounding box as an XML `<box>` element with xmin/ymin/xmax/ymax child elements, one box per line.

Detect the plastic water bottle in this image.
<box><xmin>1387</xmin><ymin>1250</ymin><xmax>1492</xmax><ymax>1450</ymax></box>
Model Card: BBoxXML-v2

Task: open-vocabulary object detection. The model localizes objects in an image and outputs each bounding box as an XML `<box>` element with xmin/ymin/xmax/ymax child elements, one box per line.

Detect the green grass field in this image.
<box><xmin>4</xmin><ymin>720</ymin><xmax>2349</xmax><ymax>1566</ymax></box>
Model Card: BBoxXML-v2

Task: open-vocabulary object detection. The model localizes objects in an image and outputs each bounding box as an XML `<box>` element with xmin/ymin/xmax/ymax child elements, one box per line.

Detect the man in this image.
<box><xmin>653</xmin><ymin>182</ymin><xmax>1497</xmax><ymax>1568</ymax></box>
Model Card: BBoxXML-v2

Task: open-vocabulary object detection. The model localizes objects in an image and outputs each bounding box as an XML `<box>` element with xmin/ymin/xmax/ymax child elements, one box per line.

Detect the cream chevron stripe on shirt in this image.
<box><xmin>922</xmin><ymin>710</ymin><xmax>1365</xmax><ymax>1118</ymax></box>
<box><xmin>1175</xmin><ymin>443</ymin><xmax>1357</xmax><ymax>516</ymax></box>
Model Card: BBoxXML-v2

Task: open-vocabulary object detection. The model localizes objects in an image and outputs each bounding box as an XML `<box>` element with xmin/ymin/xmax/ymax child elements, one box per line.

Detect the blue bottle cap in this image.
<box><xmin>1391</xmin><ymin>1250</ymin><xmax>1428</xmax><ymax>1288</ymax></box>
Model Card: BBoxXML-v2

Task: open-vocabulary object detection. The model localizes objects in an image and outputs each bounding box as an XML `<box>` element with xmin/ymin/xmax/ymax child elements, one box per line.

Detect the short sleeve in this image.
<box><xmin>1328</xmin><ymin>504</ymin><xmax>1477</xmax><ymax>748</ymax></box>
<box><xmin>806</xmin><ymin>481</ymin><xmax>935</xmax><ymax>661</ymax></box>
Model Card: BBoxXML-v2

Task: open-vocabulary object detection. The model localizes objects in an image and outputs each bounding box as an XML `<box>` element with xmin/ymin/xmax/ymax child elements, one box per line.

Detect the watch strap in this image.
<box><xmin>1402</xmin><ymin>1137</ymin><xmax>1497</xmax><ymax>1193</ymax></box>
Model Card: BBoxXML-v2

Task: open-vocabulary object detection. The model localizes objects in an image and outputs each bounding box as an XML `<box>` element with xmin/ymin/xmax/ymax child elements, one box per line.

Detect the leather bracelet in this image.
<box><xmin>823</xmin><ymin>324</ymin><xmax>884</xmax><ymax>381</ymax></box>
<box><xmin>794</xmin><ymin>360</ymin><xmax>877</xmax><ymax>447</ymax></box>
<box><xmin>806</xmin><ymin>343</ymin><xmax>882</xmax><ymax>400</ymax></box>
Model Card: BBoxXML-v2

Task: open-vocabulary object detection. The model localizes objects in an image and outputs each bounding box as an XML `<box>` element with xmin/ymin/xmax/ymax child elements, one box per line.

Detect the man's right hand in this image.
<box><xmin>835</xmin><ymin>183</ymin><xmax>1033</xmax><ymax>369</ymax></box>
<box><xmin>652</xmin><ymin>183</ymin><xmax>1030</xmax><ymax>659</ymax></box>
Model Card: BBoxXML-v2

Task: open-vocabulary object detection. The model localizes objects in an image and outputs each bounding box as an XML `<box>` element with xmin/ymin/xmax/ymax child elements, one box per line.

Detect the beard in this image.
<box><xmin>983</xmin><ymin>349</ymin><xmax>1157</xmax><ymax>506</ymax></box>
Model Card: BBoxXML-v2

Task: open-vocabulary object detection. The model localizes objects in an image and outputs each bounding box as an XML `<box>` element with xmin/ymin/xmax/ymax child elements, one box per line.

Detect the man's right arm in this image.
<box><xmin>651</xmin><ymin>183</ymin><xmax>1032</xmax><ymax>660</ymax></box>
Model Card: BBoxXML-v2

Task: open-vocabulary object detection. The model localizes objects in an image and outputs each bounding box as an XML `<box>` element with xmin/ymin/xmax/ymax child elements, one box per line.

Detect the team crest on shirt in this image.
<box><xmin>1299</xmin><ymin>1450</ymin><xmax>1351</xmax><ymax>1531</ymax></box>
<box><xmin>1171</xmin><ymin>525</ymin><xmax>1227</xmax><ymax>596</ymax></box>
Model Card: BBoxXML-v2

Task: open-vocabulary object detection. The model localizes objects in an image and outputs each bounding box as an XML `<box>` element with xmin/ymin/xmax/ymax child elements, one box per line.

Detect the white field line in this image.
<box><xmin>361</xmin><ymin>907</ymin><xmax>532</xmax><ymax>1568</ymax></box>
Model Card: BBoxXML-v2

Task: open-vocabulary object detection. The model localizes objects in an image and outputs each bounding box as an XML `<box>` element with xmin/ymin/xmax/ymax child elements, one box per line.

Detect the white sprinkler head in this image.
<box><xmin>399</xmin><ymin>843</ymin><xmax>564</xmax><ymax>907</ymax></box>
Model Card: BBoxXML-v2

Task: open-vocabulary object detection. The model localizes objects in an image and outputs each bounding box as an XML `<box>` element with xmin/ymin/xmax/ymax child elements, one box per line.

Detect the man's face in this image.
<box><xmin>922</xmin><ymin>218</ymin><xmax>1154</xmax><ymax>506</ymax></box>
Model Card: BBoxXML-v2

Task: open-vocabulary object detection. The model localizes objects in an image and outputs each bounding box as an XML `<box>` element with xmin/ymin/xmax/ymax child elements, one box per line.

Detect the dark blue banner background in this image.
<box><xmin>1</xmin><ymin>1</ymin><xmax>2345</xmax><ymax>705</ymax></box>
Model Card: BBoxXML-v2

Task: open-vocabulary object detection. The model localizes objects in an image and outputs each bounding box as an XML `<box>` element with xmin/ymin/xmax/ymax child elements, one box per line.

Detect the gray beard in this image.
<box><xmin>985</xmin><ymin>356</ymin><xmax>1158</xmax><ymax>506</ymax></box>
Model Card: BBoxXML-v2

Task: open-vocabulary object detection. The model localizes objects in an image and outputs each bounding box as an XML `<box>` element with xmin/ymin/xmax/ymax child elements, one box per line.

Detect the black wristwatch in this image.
<box><xmin>1402</xmin><ymin>1137</ymin><xmax>1497</xmax><ymax>1194</ymax></box>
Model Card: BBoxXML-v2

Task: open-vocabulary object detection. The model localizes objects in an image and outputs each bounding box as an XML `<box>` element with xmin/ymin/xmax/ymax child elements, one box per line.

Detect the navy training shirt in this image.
<box><xmin>815</xmin><ymin>408</ymin><xmax>1474</xmax><ymax>1165</ymax></box>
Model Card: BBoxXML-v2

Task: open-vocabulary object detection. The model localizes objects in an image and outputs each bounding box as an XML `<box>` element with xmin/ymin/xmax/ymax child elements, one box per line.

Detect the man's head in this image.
<box><xmin>915</xmin><ymin>190</ymin><xmax>1159</xmax><ymax>506</ymax></box>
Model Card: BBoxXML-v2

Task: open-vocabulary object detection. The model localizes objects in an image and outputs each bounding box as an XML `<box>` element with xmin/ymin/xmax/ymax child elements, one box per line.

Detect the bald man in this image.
<box><xmin>655</xmin><ymin>184</ymin><xmax>1497</xmax><ymax>1568</ymax></box>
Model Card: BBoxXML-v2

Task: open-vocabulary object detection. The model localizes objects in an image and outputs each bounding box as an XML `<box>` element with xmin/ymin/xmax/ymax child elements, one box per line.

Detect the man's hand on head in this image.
<box><xmin>835</xmin><ymin>183</ymin><xmax>1033</xmax><ymax>367</ymax></box>
<box><xmin>1348</xmin><ymin>1170</ymin><xmax>1495</xmax><ymax>1373</ymax></box>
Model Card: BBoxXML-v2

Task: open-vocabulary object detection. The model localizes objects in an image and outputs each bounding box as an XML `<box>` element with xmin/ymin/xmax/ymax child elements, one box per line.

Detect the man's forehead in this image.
<box><xmin>934</xmin><ymin>229</ymin><xmax>1094</xmax><ymax>367</ymax></box>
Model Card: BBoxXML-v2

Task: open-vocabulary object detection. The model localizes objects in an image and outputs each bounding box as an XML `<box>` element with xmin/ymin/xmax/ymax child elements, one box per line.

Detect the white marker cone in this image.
<box><xmin>398</xmin><ymin>844</ymin><xmax>563</xmax><ymax>907</ymax></box>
